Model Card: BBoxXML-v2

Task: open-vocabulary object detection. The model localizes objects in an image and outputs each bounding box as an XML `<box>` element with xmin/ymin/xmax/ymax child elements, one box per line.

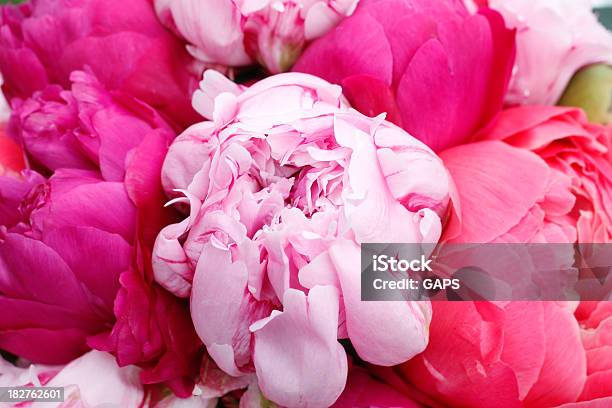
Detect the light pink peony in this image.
<box><xmin>155</xmin><ymin>0</ymin><xmax>358</xmax><ymax>73</ymax></box>
<box><xmin>0</xmin><ymin>351</ymin><xmax>145</xmax><ymax>407</ymax></box>
<box><xmin>483</xmin><ymin>0</ymin><xmax>612</xmax><ymax>105</ymax></box>
<box><xmin>477</xmin><ymin>106</ymin><xmax>612</xmax><ymax>243</ymax></box>
<box><xmin>153</xmin><ymin>70</ymin><xmax>452</xmax><ymax>406</ymax></box>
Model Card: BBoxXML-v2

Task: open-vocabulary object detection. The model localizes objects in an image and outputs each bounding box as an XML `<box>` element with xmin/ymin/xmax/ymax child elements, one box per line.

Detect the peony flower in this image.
<box><xmin>392</xmin><ymin>301</ymin><xmax>587</xmax><ymax>408</ymax></box>
<box><xmin>87</xmin><ymin>262</ymin><xmax>203</xmax><ymax>397</ymax></box>
<box><xmin>0</xmin><ymin>169</ymin><xmax>134</xmax><ymax>365</ymax></box>
<box><xmin>293</xmin><ymin>0</ymin><xmax>516</xmax><ymax>152</ymax></box>
<box><xmin>86</xmin><ymin>130</ymin><xmax>203</xmax><ymax>398</ymax></box>
<box><xmin>574</xmin><ymin>301</ymin><xmax>612</xmax><ymax>405</ymax></box>
<box><xmin>2</xmin><ymin>84</ymin><xmax>202</xmax><ymax>395</ymax></box>
<box><xmin>0</xmin><ymin>351</ymin><xmax>145</xmax><ymax>407</ymax></box>
<box><xmin>482</xmin><ymin>0</ymin><xmax>612</xmax><ymax>106</ymax></box>
<box><xmin>477</xmin><ymin>106</ymin><xmax>612</xmax><ymax>243</ymax></box>
<box><xmin>153</xmin><ymin>70</ymin><xmax>452</xmax><ymax>406</ymax></box>
<box><xmin>380</xmin><ymin>136</ymin><xmax>607</xmax><ymax>406</ymax></box>
<box><xmin>9</xmin><ymin>70</ymin><xmax>174</xmax><ymax>181</ymax></box>
<box><xmin>440</xmin><ymin>140</ymin><xmax>577</xmax><ymax>243</ymax></box>
<box><xmin>0</xmin><ymin>0</ymin><xmax>200</xmax><ymax>128</ymax></box>
<box><xmin>155</xmin><ymin>0</ymin><xmax>358</xmax><ymax>74</ymax></box>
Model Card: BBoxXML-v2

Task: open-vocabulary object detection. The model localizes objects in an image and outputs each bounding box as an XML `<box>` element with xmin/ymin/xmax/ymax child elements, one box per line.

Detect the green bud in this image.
<box><xmin>558</xmin><ymin>64</ymin><xmax>612</xmax><ymax>125</ymax></box>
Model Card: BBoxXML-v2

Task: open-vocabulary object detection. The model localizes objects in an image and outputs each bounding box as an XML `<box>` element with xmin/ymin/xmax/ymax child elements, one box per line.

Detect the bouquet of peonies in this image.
<box><xmin>0</xmin><ymin>0</ymin><xmax>611</xmax><ymax>407</ymax></box>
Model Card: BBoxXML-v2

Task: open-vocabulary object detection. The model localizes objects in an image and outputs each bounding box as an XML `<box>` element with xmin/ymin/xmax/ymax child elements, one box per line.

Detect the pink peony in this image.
<box><xmin>87</xmin><ymin>130</ymin><xmax>203</xmax><ymax>397</ymax></box>
<box><xmin>393</xmin><ymin>301</ymin><xmax>587</xmax><ymax>408</ymax></box>
<box><xmin>0</xmin><ymin>0</ymin><xmax>200</xmax><ymax>128</ymax></box>
<box><xmin>0</xmin><ymin>351</ymin><xmax>145</xmax><ymax>407</ymax></box>
<box><xmin>440</xmin><ymin>140</ymin><xmax>577</xmax><ymax>243</ymax></box>
<box><xmin>483</xmin><ymin>0</ymin><xmax>612</xmax><ymax>106</ymax></box>
<box><xmin>379</xmin><ymin>135</ymin><xmax>608</xmax><ymax>407</ymax></box>
<box><xmin>477</xmin><ymin>106</ymin><xmax>612</xmax><ymax>243</ymax></box>
<box><xmin>574</xmin><ymin>302</ymin><xmax>612</xmax><ymax>405</ymax></box>
<box><xmin>1</xmin><ymin>85</ymin><xmax>202</xmax><ymax>395</ymax></box>
<box><xmin>293</xmin><ymin>0</ymin><xmax>516</xmax><ymax>152</ymax></box>
<box><xmin>155</xmin><ymin>0</ymin><xmax>358</xmax><ymax>74</ymax></box>
<box><xmin>0</xmin><ymin>169</ymin><xmax>134</xmax><ymax>364</ymax></box>
<box><xmin>153</xmin><ymin>70</ymin><xmax>452</xmax><ymax>406</ymax></box>
<box><xmin>9</xmin><ymin>70</ymin><xmax>174</xmax><ymax>181</ymax></box>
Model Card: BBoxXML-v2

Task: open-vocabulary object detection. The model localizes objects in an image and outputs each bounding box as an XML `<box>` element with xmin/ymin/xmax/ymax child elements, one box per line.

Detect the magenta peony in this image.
<box><xmin>85</xmin><ymin>131</ymin><xmax>203</xmax><ymax>397</ymax></box>
<box><xmin>9</xmin><ymin>70</ymin><xmax>174</xmax><ymax>181</ymax></box>
<box><xmin>293</xmin><ymin>0</ymin><xmax>516</xmax><ymax>152</ymax></box>
<box><xmin>153</xmin><ymin>70</ymin><xmax>452</xmax><ymax>406</ymax></box>
<box><xmin>477</xmin><ymin>106</ymin><xmax>612</xmax><ymax>243</ymax></box>
<box><xmin>0</xmin><ymin>351</ymin><xmax>145</xmax><ymax>407</ymax></box>
<box><xmin>0</xmin><ymin>169</ymin><xmax>134</xmax><ymax>364</ymax></box>
<box><xmin>332</xmin><ymin>366</ymin><xmax>421</xmax><ymax>408</ymax></box>
<box><xmin>392</xmin><ymin>301</ymin><xmax>587</xmax><ymax>408</ymax></box>
<box><xmin>0</xmin><ymin>77</ymin><xmax>202</xmax><ymax>395</ymax></box>
<box><xmin>485</xmin><ymin>0</ymin><xmax>612</xmax><ymax>105</ymax></box>
<box><xmin>155</xmin><ymin>0</ymin><xmax>358</xmax><ymax>74</ymax></box>
<box><xmin>0</xmin><ymin>0</ymin><xmax>200</xmax><ymax>128</ymax></box>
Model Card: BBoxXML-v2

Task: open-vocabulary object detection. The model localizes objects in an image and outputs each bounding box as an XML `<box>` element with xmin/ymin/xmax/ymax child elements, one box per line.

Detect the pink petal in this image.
<box><xmin>329</xmin><ymin>239</ymin><xmax>430</xmax><ymax>365</ymax></box>
<box><xmin>440</xmin><ymin>141</ymin><xmax>550</xmax><ymax>243</ymax></box>
<box><xmin>332</xmin><ymin>367</ymin><xmax>422</xmax><ymax>408</ymax></box>
<box><xmin>250</xmin><ymin>286</ymin><xmax>348</xmax><ymax>408</ymax></box>
<box><xmin>293</xmin><ymin>12</ymin><xmax>393</xmax><ymax>86</ymax></box>
<box><xmin>524</xmin><ymin>304</ymin><xmax>586</xmax><ymax>406</ymax></box>
<box><xmin>399</xmin><ymin>302</ymin><xmax>523</xmax><ymax>408</ymax></box>
<box><xmin>341</xmin><ymin>75</ymin><xmax>402</xmax><ymax>126</ymax></box>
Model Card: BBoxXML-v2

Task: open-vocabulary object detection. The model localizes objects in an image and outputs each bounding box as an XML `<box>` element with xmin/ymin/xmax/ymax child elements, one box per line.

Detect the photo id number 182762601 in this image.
<box><xmin>0</xmin><ymin>386</ymin><xmax>64</xmax><ymax>403</ymax></box>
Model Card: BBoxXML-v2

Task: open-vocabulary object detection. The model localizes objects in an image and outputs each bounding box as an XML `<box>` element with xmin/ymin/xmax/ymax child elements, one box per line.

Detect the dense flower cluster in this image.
<box><xmin>0</xmin><ymin>0</ymin><xmax>610</xmax><ymax>407</ymax></box>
